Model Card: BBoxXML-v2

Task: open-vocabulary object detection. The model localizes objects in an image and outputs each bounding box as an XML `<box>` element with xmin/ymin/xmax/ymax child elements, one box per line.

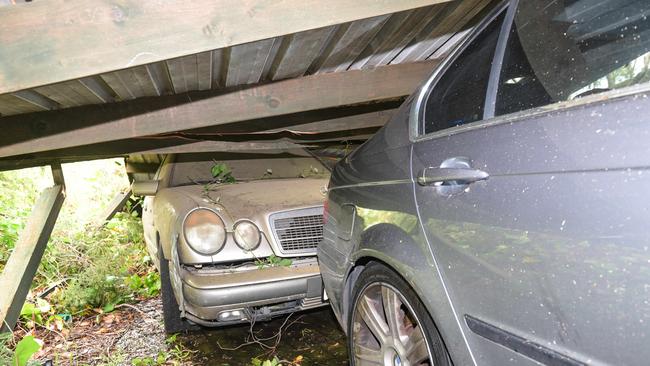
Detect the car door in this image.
<box><xmin>411</xmin><ymin>1</ymin><xmax>650</xmax><ymax>365</ymax></box>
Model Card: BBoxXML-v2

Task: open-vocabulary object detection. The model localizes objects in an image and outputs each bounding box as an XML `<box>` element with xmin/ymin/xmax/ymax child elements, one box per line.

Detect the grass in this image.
<box><xmin>0</xmin><ymin>159</ymin><xmax>160</xmax><ymax>364</ymax></box>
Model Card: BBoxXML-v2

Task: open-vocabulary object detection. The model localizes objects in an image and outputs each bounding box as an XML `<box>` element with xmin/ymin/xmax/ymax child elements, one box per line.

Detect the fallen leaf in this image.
<box><xmin>103</xmin><ymin>314</ymin><xmax>116</xmax><ymax>324</ymax></box>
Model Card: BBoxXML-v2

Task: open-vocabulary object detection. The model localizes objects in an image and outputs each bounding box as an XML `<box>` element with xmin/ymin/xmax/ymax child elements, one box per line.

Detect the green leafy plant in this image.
<box><xmin>19</xmin><ymin>298</ymin><xmax>53</xmax><ymax>327</ymax></box>
<box><xmin>124</xmin><ymin>196</ymin><xmax>144</xmax><ymax>218</ymax></box>
<box><xmin>210</xmin><ymin>162</ymin><xmax>236</xmax><ymax>184</ymax></box>
<box><xmin>55</xmin><ymin>213</ymin><xmax>153</xmax><ymax>313</ymax></box>
<box><xmin>251</xmin><ymin>357</ymin><xmax>282</xmax><ymax>366</ymax></box>
<box><xmin>0</xmin><ymin>333</ymin><xmax>14</xmax><ymax>366</ymax></box>
<box><xmin>255</xmin><ymin>255</ymin><xmax>292</xmax><ymax>269</ymax></box>
<box><xmin>0</xmin><ymin>169</ymin><xmax>42</xmax><ymax>272</ymax></box>
<box><xmin>12</xmin><ymin>335</ymin><xmax>41</xmax><ymax>366</ymax></box>
<box><xmin>126</xmin><ymin>271</ymin><xmax>161</xmax><ymax>298</ymax></box>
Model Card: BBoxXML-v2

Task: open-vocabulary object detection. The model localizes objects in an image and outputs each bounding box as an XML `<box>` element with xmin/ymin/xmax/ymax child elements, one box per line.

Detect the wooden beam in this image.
<box><xmin>0</xmin><ymin>61</ymin><xmax>436</xmax><ymax>159</ymax></box>
<box><xmin>125</xmin><ymin>162</ymin><xmax>159</xmax><ymax>174</ymax></box>
<box><xmin>264</xmin><ymin>109</ymin><xmax>396</xmax><ymax>133</ymax></box>
<box><xmin>0</xmin><ymin>165</ymin><xmax>65</xmax><ymax>332</ymax></box>
<box><xmin>95</xmin><ymin>190</ymin><xmax>132</xmax><ymax>226</ymax></box>
<box><xmin>0</xmin><ymin>107</ymin><xmax>397</xmax><ymax>170</ymax></box>
<box><xmin>132</xmin><ymin>141</ymin><xmax>310</xmax><ymax>155</ymax></box>
<box><xmin>0</xmin><ymin>0</ymin><xmax>449</xmax><ymax>94</ymax></box>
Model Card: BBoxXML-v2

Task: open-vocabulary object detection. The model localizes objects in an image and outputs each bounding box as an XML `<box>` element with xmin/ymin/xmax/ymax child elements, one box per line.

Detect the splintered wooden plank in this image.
<box><xmin>0</xmin><ymin>0</ymin><xmax>450</xmax><ymax>94</ymax></box>
<box><xmin>0</xmin><ymin>61</ymin><xmax>438</xmax><ymax>159</ymax></box>
<box><xmin>392</xmin><ymin>0</ymin><xmax>493</xmax><ymax>64</ymax></box>
<box><xmin>314</xmin><ymin>15</ymin><xmax>391</xmax><ymax>74</ymax></box>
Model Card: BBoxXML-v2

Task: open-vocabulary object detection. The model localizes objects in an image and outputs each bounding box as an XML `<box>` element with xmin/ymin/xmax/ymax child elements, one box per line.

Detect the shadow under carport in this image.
<box><xmin>177</xmin><ymin>308</ymin><xmax>348</xmax><ymax>365</ymax></box>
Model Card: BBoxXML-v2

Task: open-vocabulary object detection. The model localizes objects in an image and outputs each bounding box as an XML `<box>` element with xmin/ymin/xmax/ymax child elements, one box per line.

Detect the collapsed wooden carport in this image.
<box><xmin>0</xmin><ymin>0</ymin><xmax>494</xmax><ymax>331</ymax></box>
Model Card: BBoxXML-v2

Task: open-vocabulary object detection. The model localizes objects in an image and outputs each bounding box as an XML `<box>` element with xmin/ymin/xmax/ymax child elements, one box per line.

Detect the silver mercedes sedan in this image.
<box><xmin>135</xmin><ymin>150</ymin><xmax>329</xmax><ymax>332</ymax></box>
<box><xmin>319</xmin><ymin>0</ymin><xmax>650</xmax><ymax>365</ymax></box>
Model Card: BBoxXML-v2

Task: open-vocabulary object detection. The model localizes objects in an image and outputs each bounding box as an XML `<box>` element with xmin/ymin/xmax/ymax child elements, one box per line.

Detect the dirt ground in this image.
<box><xmin>28</xmin><ymin>297</ymin><xmax>348</xmax><ymax>365</ymax></box>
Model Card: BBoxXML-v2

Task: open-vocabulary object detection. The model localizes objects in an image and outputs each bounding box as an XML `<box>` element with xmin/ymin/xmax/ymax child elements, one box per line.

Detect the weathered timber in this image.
<box><xmin>125</xmin><ymin>162</ymin><xmax>159</xmax><ymax>174</ymax></box>
<box><xmin>0</xmin><ymin>105</ymin><xmax>397</xmax><ymax>171</ymax></box>
<box><xmin>0</xmin><ymin>165</ymin><xmax>65</xmax><ymax>332</ymax></box>
<box><xmin>132</xmin><ymin>141</ymin><xmax>310</xmax><ymax>155</ymax></box>
<box><xmin>0</xmin><ymin>0</ymin><xmax>450</xmax><ymax>94</ymax></box>
<box><xmin>96</xmin><ymin>190</ymin><xmax>132</xmax><ymax>226</ymax></box>
<box><xmin>0</xmin><ymin>61</ymin><xmax>436</xmax><ymax>160</ymax></box>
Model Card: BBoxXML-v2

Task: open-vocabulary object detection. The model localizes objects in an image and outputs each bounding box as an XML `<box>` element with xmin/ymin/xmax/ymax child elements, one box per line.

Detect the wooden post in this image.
<box><xmin>95</xmin><ymin>190</ymin><xmax>131</xmax><ymax>227</ymax></box>
<box><xmin>0</xmin><ymin>164</ymin><xmax>66</xmax><ymax>332</ymax></box>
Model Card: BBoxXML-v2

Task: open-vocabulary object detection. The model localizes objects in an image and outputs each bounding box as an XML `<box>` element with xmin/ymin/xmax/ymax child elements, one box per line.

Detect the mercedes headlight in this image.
<box><xmin>183</xmin><ymin>208</ymin><xmax>226</xmax><ymax>255</ymax></box>
<box><xmin>233</xmin><ymin>220</ymin><xmax>261</xmax><ymax>251</ymax></box>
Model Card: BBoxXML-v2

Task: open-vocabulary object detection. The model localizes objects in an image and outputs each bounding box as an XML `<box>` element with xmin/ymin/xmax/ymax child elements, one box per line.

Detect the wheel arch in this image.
<box><xmin>340</xmin><ymin>221</ymin><xmax>432</xmax><ymax>333</ymax></box>
<box><xmin>339</xmin><ymin>221</ymin><xmax>474</xmax><ymax>365</ymax></box>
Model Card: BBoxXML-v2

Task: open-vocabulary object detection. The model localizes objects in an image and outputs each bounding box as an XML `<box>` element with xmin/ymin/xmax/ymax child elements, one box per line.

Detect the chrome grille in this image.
<box><xmin>269</xmin><ymin>207</ymin><xmax>324</xmax><ymax>254</ymax></box>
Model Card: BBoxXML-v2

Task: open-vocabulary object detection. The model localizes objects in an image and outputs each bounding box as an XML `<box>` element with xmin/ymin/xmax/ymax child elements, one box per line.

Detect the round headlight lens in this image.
<box><xmin>183</xmin><ymin>208</ymin><xmax>226</xmax><ymax>255</ymax></box>
<box><xmin>233</xmin><ymin>220</ymin><xmax>261</xmax><ymax>251</ymax></box>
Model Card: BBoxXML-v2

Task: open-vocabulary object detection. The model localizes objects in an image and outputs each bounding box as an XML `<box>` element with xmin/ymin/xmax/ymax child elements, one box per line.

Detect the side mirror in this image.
<box><xmin>132</xmin><ymin>180</ymin><xmax>160</xmax><ymax>196</ymax></box>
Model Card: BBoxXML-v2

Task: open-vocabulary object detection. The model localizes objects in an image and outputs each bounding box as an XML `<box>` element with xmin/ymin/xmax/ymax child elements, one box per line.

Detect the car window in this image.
<box><xmin>169</xmin><ymin>151</ymin><xmax>329</xmax><ymax>187</ymax></box>
<box><xmin>495</xmin><ymin>0</ymin><xmax>650</xmax><ymax>116</ymax></box>
<box><xmin>421</xmin><ymin>11</ymin><xmax>506</xmax><ymax>135</ymax></box>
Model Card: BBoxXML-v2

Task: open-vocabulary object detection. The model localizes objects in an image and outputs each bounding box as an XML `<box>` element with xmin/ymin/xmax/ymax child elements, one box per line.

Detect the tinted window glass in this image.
<box><xmin>496</xmin><ymin>0</ymin><xmax>650</xmax><ymax>116</ymax></box>
<box><xmin>422</xmin><ymin>12</ymin><xmax>505</xmax><ymax>134</ymax></box>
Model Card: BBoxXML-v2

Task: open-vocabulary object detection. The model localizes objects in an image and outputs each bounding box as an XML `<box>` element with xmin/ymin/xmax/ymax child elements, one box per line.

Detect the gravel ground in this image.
<box><xmin>113</xmin><ymin>299</ymin><xmax>169</xmax><ymax>364</ymax></box>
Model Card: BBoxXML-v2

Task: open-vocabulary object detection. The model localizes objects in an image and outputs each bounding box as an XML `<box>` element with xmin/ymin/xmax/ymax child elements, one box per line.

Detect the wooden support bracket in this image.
<box><xmin>95</xmin><ymin>190</ymin><xmax>132</xmax><ymax>227</ymax></box>
<box><xmin>0</xmin><ymin>164</ymin><xmax>66</xmax><ymax>332</ymax></box>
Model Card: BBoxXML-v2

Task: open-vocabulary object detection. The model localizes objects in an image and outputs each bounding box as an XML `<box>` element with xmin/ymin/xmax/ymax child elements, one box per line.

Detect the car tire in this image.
<box><xmin>158</xmin><ymin>244</ymin><xmax>199</xmax><ymax>333</ymax></box>
<box><xmin>347</xmin><ymin>262</ymin><xmax>450</xmax><ymax>366</ymax></box>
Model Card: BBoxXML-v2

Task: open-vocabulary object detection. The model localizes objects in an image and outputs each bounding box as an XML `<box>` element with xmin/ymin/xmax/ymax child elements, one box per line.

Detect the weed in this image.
<box><xmin>13</xmin><ymin>335</ymin><xmax>41</xmax><ymax>366</ymax></box>
<box><xmin>0</xmin><ymin>160</ymin><xmax>159</xmax><ymax>364</ymax></box>
<box><xmin>210</xmin><ymin>162</ymin><xmax>236</xmax><ymax>184</ymax></box>
<box><xmin>0</xmin><ymin>168</ymin><xmax>43</xmax><ymax>271</ymax></box>
<box><xmin>126</xmin><ymin>271</ymin><xmax>161</xmax><ymax>298</ymax></box>
<box><xmin>0</xmin><ymin>333</ymin><xmax>42</xmax><ymax>366</ymax></box>
<box><xmin>251</xmin><ymin>356</ymin><xmax>281</xmax><ymax>366</ymax></box>
<box><xmin>0</xmin><ymin>333</ymin><xmax>13</xmax><ymax>366</ymax></box>
<box><xmin>54</xmin><ymin>213</ymin><xmax>156</xmax><ymax>313</ymax></box>
<box><xmin>255</xmin><ymin>255</ymin><xmax>292</xmax><ymax>269</ymax></box>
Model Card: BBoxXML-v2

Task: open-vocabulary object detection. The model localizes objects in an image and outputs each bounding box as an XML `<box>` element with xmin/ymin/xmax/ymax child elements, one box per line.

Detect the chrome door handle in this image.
<box><xmin>417</xmin><ymin>167</ymin><xmax>489</xmax><ymax>186</ymax></box>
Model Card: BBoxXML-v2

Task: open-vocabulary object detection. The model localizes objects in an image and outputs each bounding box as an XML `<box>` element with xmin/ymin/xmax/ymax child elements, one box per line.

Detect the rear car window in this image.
<box><xmin>422</xmin><ymin>11</ymin><xmax>505</xmax><ymax>135</ymax></box>
<box><xmin>495</xmin><ymin>0</ymin><xmax>650</xmax><ymax>116</ymax></box>
<box><xmin>169</xmin><ymin>151</ymin><xmax>328</xmax><ymax>187</ymax></box>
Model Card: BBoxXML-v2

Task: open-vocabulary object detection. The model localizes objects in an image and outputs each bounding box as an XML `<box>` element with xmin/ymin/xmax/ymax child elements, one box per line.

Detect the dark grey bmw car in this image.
<box><xmin>318</xmin><ymin>1</ymin><xmax>650</xmax><ymax>365</ymax></box>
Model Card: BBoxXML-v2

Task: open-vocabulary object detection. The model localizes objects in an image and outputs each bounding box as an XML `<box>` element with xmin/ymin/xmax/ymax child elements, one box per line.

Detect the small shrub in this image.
<box><xmin>57</xmin><ymin>258</ymin><xmax>132</xmax><ymax>312</ymax></box>
<box><xmin>55</xmin><ymin>213</ymin><xmax>156</xmax><ymax>313</ymax></box>
<box><xmin>126</xmin><ymin>271</ymin><xmax>161</xmax><ymax>298</ymax></box>
<box><xmin>0</xmin><ymin>333</ymin><xmax>13</xmax><ymax>366</ymax></box>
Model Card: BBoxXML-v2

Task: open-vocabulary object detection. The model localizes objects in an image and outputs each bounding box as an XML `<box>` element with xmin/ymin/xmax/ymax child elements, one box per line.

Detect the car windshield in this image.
<box><xmin>169</xmin><ymin>150</ymin><xmax>329</xmax><ymax>187</ymax></box>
